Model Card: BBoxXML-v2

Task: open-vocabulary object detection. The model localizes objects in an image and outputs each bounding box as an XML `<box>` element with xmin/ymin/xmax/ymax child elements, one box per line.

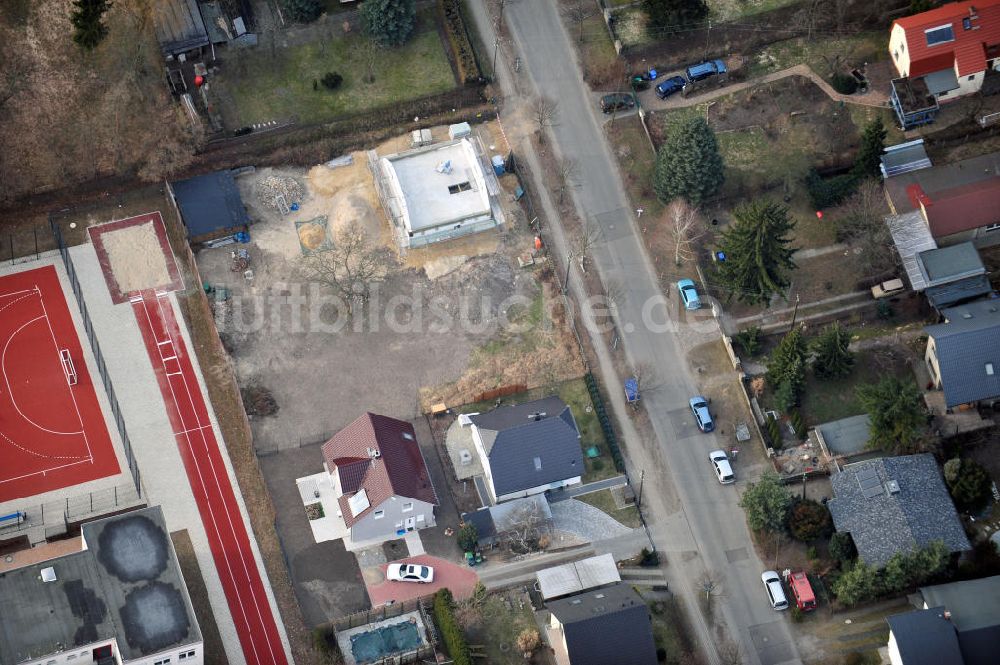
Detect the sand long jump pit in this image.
<box><xmin>88</xmin><ymin>212</ymin><xmax>183</xmax><ymax>303</ymax></box>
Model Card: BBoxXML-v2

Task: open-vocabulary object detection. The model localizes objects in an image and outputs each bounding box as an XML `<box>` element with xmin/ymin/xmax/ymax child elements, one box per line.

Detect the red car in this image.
<box><xmin>789</xmin><ymin>571</ymin><xmax>816</xmax><ymax>611</ymax></box>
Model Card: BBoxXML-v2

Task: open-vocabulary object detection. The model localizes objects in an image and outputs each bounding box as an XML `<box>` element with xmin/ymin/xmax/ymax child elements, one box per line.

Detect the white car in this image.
<box><xmin>709</xmin><ymin>450</ymin><xmax>734</xmax><ymax>484</ymax></box>
<box><xmin>386</xmin><ymin>563</ymin><xmax>434</xmax><ymax>584</ymax></box>
<box><xmin>761</xmin><ymin>570</ymin><xmax>789</xmax><ymax>610</ymax></box>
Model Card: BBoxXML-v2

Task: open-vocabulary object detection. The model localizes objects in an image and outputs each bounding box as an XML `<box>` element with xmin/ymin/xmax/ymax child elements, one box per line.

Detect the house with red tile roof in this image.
<box><xmin>321</xmin><ymin>413</ymin><xmax>438</xmax><ymax>546</ymax></box>
<box><xmin>888</xmin><ymin>0</ymin><xmax>1000</xmax><ymax>127</ymax></box>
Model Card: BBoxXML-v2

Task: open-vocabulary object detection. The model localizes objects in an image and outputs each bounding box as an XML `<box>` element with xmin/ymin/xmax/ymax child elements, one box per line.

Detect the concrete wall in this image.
<box><xmin>890</xmin><ymin>24</ymin><xmax>910</xmax><ymax>77</ymax></box>
<box><xmin>350</xmin><ymin>496</ymin><xmax>436</xmax><ymax>542</ymax></box>
<box><xmin>926</xmin><ymin>337</ymin><xmax>943</xmax><ymax>389</ymax></box>
<box><xmin>406</xmin><ymin>214</ymin><xmax>497</xmax><ymax>249</ymax></box>
<box><xmin>887</xmin><ymin>631</ymin><xmax>902</xmax><ymax>665</ymax></box>
<box><xmin>496</xmin><ymin>476</ymin><xmax>582</xmax><ymax>504</ymax></box>
<box><xmin>471</xmin><ymin>425</ymin><xmax>498</xmax><ymax>504</ymax></box>
<box><xmin>20</xmin><ymin>640</ymin><xmax>203</xmax><ymax>665</ymax></box>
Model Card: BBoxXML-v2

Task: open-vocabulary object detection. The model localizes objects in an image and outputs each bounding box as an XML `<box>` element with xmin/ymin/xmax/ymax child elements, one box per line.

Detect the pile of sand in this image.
<box><xmin>101</xmin><ymin>222</ymin><xmax>170</xmax><ymax>293</ymax></box>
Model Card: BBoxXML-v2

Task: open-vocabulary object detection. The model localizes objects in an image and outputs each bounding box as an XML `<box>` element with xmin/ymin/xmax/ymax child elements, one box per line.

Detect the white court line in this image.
<box><xmin>178</xmin><ymin>424</ymin><xmax>214</xmax><ymax>435</ymax></box>
<box><xmin>0</xmin><ymin>457</ymin><xmax>94</xmax><ymax>485</ymax></box>
<box><xmin>0</xmin><ymin>288</ymin><xmax>38</xmax><ymax>299</ymax></box>
<box><xmin>150</xmin><ymin>293</ymin><xmax>281</xmax><ymax>664</ymax></box>
<box><xmin>151</xmin><ymin>293</ymin><xmax>283</xmax><ymax>665</ymax></box>
<box><xmin>135</xmin><ymin>296</ymin><xmax>267</xmax><ymax>665</ymax></box>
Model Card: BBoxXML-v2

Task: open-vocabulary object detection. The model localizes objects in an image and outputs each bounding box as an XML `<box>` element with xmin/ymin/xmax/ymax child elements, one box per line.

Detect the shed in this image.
<box><xmin>154</xmin><ymin>0</ymin><xmax>210</xmax><ymax>57</ymax></box>
<box><xmin>816</xmin><ymin>414</ymin><xmax>872</xmax><ymax>457</ymax></box>
<box><xmin>917</xmin><ymin>242</ymin><xmax>992</xmax><ymax>309</ymax></box>
<box><xmin>881</xmin><ymin>139</ymin><xmax>932</xmax><ymax>179</ymax></box>
<box><xmin>536</xmin><ymin>553</ymin><xmax>620</xmax><ymax>600</ymax></box>
<box><xmin>169</xmin><ymin>171</ymin><xmax>251</xmax><ymax>245</ymax></box>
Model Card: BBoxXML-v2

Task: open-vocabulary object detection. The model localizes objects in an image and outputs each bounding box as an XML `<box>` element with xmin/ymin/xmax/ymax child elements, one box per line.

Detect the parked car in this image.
<box><xmin>689</xmin><ymin>396</ymin><xmax>714</xmax><ymax>432</ymax></box>
<box><xmin>677</xmin><ymin>278</ymin><xmax>702</xmax><ymax>310</ymax></box>
<box><xmin>685</xmin><ymin>59</ymin><xmax>728</xmax><ymax>82</ymax></box>
<box><xmin>600</xmin><ymin>93</ymin><xmax>635</xmax><ymax>114</ymax></box>
<box><xmin>655</xmin><ymin>75</ymin><xmax>687</xmax><ymax>99</ymax></box>
<box><xmin>761</xmin><ymin>571</ymin><xmax>789</xmax><ymax>610</ymax></box>
<box><xmin>709</xmin><ymin>450</ymin><xmax>734</xmax><ymax>484</ymax></box>
<box><xmin>386</xmin><ymin>563</ymin><xmax>434</xmax><ymax>584</ymax></box>
<box><xmin>789</xmin><ymin>571</ymin><xmax>817</xmax><ymax>611</ymax></box>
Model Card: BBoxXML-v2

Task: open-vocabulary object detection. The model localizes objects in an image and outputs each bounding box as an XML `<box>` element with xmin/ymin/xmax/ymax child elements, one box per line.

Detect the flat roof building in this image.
<box><xmin>370</xmin><ymin>137</ymin><xmax>505</xmax><ymax>249</ymax></box>
<box><xmin>0</xmin><ymin>506</ymin><xmax>203</xmax><ymax>665</ymax></box>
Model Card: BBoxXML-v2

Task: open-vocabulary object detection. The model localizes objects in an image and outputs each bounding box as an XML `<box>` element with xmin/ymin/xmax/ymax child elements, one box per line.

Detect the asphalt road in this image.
<box><xmin>470</xmin><ymin>2</ymin><xmax>805</xmax><ymax>663</ymax></box>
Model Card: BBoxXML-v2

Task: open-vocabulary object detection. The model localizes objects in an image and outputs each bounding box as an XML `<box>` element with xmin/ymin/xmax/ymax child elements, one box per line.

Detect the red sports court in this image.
<box><xmin>0</xmin><ymin>265</ymin><xmax>120</xmax><ymax>503</ymax></box>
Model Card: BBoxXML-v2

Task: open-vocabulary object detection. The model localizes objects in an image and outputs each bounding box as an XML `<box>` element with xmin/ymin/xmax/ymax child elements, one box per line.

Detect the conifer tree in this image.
<box><xmin>717</xmin><ymin>199</ymin><xmax>796</xmax><ymax>305</ymax></box>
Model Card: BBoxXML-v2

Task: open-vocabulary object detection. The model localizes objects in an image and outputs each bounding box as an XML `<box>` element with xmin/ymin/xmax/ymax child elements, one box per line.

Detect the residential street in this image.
<box><xmin>467</xmin><ymin>2</ymin><xmax>804</xmax><ymax>663</ymax></box>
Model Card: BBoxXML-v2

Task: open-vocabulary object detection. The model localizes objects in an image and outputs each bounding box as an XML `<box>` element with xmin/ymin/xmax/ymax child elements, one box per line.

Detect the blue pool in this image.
<box><xmin>350</xmin><ymin>620</ymin><xmax>423</xmax><ymax>664</ymax></box>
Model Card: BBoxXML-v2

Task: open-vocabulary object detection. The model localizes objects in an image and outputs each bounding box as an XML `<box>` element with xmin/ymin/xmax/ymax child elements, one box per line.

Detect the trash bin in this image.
<box><xmin>491</xmin><ymin>155</ymin><xmax>505</xmax><ymax>176</ymax></box>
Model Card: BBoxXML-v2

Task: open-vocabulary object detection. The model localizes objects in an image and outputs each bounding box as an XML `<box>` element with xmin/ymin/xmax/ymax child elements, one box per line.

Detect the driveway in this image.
<box><xmin>259</xmin><ymin>443</ymin><xmax>369</xmax><ymax>626</ymax></box>
<box><xmin>468</xmin><ymin>2</ymin><xmax>804</xmax><ymax>664</ymax></box>
<box><xmin>366</xmin><ymin>555</ymin><xmax>480</xmax><ymax>605</ymax></box>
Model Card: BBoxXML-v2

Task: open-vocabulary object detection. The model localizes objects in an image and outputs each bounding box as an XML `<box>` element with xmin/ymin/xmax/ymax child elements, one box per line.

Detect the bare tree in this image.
<box><xmin>561</xmin><ymin>0</ymin><xmax>595</xmax><ymax>43</ymax></box>
<box><xmin>299</xmin><ymin>221</ymin><xmax>397</xmax><ymax>316</ymax></box>
<box><xmin>664</xmin><ymin>199</ymin><xmax>706</xmax><ymax>265</ymax></box>
<box><xmin>604</xmin><ymin>277</ymin><xmax>626</xmax><ymax>310</ymax></box>
<box><xmin>496</xmin><ymin>499</ymin><xmax>551</xmax><ymax>553</ymax></box>
<box><xmin>839</xmin><ymin>178</ymin><xmax>896</xmax><ymax>276</ymax></box>
<box><xmin>718</xmin><ymin>639</ymin><xmax>744</xmax><ymax>665</ymax></box>
<box><xmin>532</xmin><ymin>96</ymin><xmax>560</xmax><ymax>139</ymax></box>
<box><xmin>572</xmin><ymin>218</ymin><xmax>602</xmax><ymax>271</ymax></box>
<box><xmin>555</xmin><ymin>157</ymin><xmax>580</xmax><ymax>205</ymax></box>
<box><xmin>632</xmin><ymin>361</ymin><xmax>661</xmax><ymax>392</ymax></box>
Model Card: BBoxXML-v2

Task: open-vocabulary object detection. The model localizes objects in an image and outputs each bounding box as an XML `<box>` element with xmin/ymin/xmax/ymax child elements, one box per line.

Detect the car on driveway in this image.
<box><xmin>386</xmin><ymin>563</ymin><xmax>434</xmax><ymax>584</ymax></box>
<box><xmin>655</xmin><ymin>75</ymin><xmax>687</xmax><ymax>99</ymax></box>
<box><xmin>686</xmin><ymin>59</ymin><xmax>728</xmax><ymax>82</ymax></box>
<box><xmin>600</xmin><ymin>93</ymin><xmax>635</xmax><ymax>114</ymax></box>
<box><xmin>761</xmin><ymin>570</ymin><xmax>789</xmax><ymax>610</ymax></box>
<box><xmin>677</xmin><ymin>278</ymin><xmax>702</xmax><ymax>310</ymax></box>
<box><xmin>709</xmin><ymin>450</ymin><xmax>734</xmax><ymax>484</ymax></box>
<box><xmin>689</xmin><ymin>396</ymin><xmax>714</xmax><ymax>432</ymax></box>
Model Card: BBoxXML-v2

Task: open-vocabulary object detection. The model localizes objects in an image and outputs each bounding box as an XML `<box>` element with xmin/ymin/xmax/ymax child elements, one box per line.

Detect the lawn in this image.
<box><xmin>213</xmin><ymin>9</ymin><xmax>456</xmax><ymax>127</ymax></box>
<box><xmin>460</xmin><ymin>590</ymin><xmax>539</xmax><ymax>665</ymax></box>
<box><xmin>575</xmin><ymin>489</ymin><xmax>642</xmax><ymax>528</ymax></box>
<box><xmin>748</xmin><ymin>32</ymin><xmax>888</xmax><ymax>79</ymax></box>
<box><xmin>643</xmin><ymin>594</ymin><xmax>700</xmax><ymax>664</ymax></box>
<box><xmin>457</xmin><ymin>377</ymin><xmax>618</xmax><ymax>483</ymax></box>
<box><xmin>565</xmin><ymin>8</ymin><xmax>621</xmax><ymax>89</ymax></box>
<box><xmin>708</xmin><ymin>0</ymin><xmax>800</xmax><ymax>20</ymax></box>
<box><xmin>604</xmin><ymin>115</ymin><xmax>663</xmax><ymax>218</ymax></box>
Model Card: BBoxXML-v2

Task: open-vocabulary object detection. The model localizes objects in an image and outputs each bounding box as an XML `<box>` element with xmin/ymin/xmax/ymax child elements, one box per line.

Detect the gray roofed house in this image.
<box><xmin>918</xmin><ymin>575</ymin><xmax>1000</xmax><ymax>665</ymax></box>
<box><xmin>886</xmin><ymin>607</ymin><xmax>963</xmax><ymax>665</ymax></box>
<box><xmin>154</xmin><ymin>0</ymin><xmax>210</xmax><ymax>56</ymax></box>
<box><xmin>468</xmin><ymin>396</ymin><xmax>583</xmax><ymax>504</ymax></box>
<box><xmin>546</xmin><ymin>582</ymin><xmax>657</xmax><ymax>665</ymax></box>
<box><xmin>916</xmin><ymin>242</ymin><xmax>992</xmax><ymax>309</ymax></box>
<box><xmin>0</xmin><ymin>506</ymin><xmax>202</xmax><ymax>665</ymax></box>
<box><xmin>827</xmin><ymin>454</ymin><xmax>970</xmax><ymax>567</ymax></box>
<box><xmin>881</xmin><ymin>139</ymin><xmax>932</xmax><ymax>179</ymax></box>
<box><xmin>924</xmin><ymin>299</ymin><xmax>1000</xmax><ymax>408</ymax></box>
<box><xmin>169</xmin><ymin>171</ymin><xmax>251</xmax><ymax>245</ymax></box>
<box><xmin>536</xmin><ymin>553</ymin><xmax>621</xmax><ymax>600</ymax></box>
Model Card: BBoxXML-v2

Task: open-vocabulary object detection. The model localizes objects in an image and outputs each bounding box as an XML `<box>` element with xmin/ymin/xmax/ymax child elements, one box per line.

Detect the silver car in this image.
<box><xmin>709</xmin><ymin>450</ymin><xmax>734</xmax><ymax>484</ymax></box>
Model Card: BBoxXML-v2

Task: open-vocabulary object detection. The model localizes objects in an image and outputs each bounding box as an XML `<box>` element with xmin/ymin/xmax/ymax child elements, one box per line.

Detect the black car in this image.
<box><xmin>600</xmin><ymin>93</ymin><xmax>635</xmax><ymax>114</ymax></box>
<box><xmin>655</xmin><ymin>75</ymin><xmax>687</xmax><ymax>99</ymax></box>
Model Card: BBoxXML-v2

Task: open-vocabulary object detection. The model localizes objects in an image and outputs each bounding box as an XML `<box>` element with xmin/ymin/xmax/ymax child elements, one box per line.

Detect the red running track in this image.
<box><xmin>131</xmin><ymin>290</ymin><xmax>288</xmax><ymax>665</ymax></box>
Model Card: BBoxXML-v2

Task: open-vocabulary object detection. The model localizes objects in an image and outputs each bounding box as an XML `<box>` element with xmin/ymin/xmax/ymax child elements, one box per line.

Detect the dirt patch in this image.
<box><xmin>170</xmin><ymin>530</ymin><xmax>230</xmax><ymax>665</ymax></box>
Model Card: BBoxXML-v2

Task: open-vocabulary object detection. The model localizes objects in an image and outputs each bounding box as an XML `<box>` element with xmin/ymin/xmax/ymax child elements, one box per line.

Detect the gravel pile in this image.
<box><xmin>256</xmin><ymin>176</ymin><xmax>304</xmax><ymax>210</ymax></box>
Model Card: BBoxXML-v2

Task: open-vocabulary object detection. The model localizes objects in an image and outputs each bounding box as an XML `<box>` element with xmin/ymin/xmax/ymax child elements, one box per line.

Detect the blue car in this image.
<box><xmin>689</xmin><ymin>396</ymin><xmax>714</xmax><ymax>432</ymax></box>
<box><xmin>677</xmin><ymin>278</ymin><xmax>702</xmax><ymax>310</ymax></box>
<box><xmin>686</xmin><ymin>59</ymin><xmax>728</xmax><ymax>82</ymax></box>
<box><xmin>655</xmin><ymin>75</ymin><xmax>687</xmax><ymax>99</ymax></box>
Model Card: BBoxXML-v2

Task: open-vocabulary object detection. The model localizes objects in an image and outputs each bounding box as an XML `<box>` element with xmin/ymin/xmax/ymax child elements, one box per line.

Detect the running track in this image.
<box><xmin>131</xmin><ymin>290</ymin><xmax>288</xmax><ymax>665</ymax></box>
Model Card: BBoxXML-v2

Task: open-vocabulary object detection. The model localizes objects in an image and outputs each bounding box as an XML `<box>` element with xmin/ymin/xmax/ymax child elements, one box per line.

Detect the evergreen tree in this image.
<box><xmin>653</xmin><ymin>115</ymin><xmax>724</xmax><ymax>206</ymax></box>
<box><xmin>789</xmin><ymin>499</ymin><xmax>833</xmax><ymax>542</ymax></box>
<box><xmin>642</xmin><ymin>0</ymin><xmax>708</xmax><ymax>33</ymax></box>
<box><xmin>717</xmin><ymin>199</ymin><xmax>796</xmax><ymax>305</ymax></box>
<box><xmin>281</xmin><ymin>0</ymin><xmax>323</xmax><ymax>22</ymax></box>
<box><xmin>71</xmin><ymin>0</ymin><xmax>113</xmax><ymax>50</ymax></box>
<box><xmin>811</xmin><ymin>322</ymin><xmax>854</xmax><ymax>379</ymax></box>
<box><xmin>361</xmin><ymin>0</ymin><xmax>416</xmax><ymax>47</ymax></box>
<box><xmin>856</xmin><ymin>377</ymin><xmax>926</xmax><ymax>453</ymax></box>
<box><xmin>944</xmin><ymin>458</ymin><xmax>992</xmax><ymax>511</ymax></box>
<box><xmin>738</xmin><ymin>472</ymin><xmax>791</xmax><ymax>533</ymax></box>
<box><xmin>829</xmin><ymin>532</ymin><xmax>857</xmax><ymax>564</ymax></box>
<box><xmin>852</xmin><ymin>117</ymin><xmax>887</xmax><ymax>181</ymax></box>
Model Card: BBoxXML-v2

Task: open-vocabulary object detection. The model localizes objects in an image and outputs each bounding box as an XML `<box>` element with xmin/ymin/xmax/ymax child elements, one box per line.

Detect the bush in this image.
<box><xmin>944</xmin><ymin>458</ymin><xmax>992</xmax><ymax>511</ymax></box>
<box><xmin>790</xmin><ymin>606</ymin><xmax>805</xmax><ymax>623</ymax></box>
<box><xmin>457</xmin><ymin>523</ymin><xmax>478</xmax><ymax>552</ymax></box>
<box><xmin>805</xmin><ymin>169</ymin><xmax>859</xmax><ymax>209</ymax></box>
<box><xmin>321</xmin><ymin>72</ymin><xmax>344</xmax><ymax>90</ymax></box>
<box><xmin>361</xmin><ymin>0</ymin><xmax>416</xmax><ymax>47</ymax></box>
<box><xmin>765</xmin><ymin>413</ymin><xmax>783</xmax><ymax>450</ymax></box>
<box><xmin>734</xmin><ymin>326</ymin><xmax>762</xmax><ymax>356</ymax></box>
<box><xmin>439</xmin><ymin>0</ymin><xmax>481</xmax><ymax>83</ymax></box>
<box><xmin>281</xmin><ymin>0</ymin><xmax>323</xmax><ymax>22</ymax></box>
<box><xmin>312</xmin><ymin>624</ymin><xmax>342</xmax><ymax>662</ymax></box>
<box><xmin>657</xmin><ymin>646</ymin><xmax>668</xmax><ymax>662</ymax></box>
<box><xmin>830</xmin><ymin>73</ymin><xmax>859</xmax><ymax>95</ymax></box>
<box><xmin>790</xmin><ymin>410</ymin><xmax>807</xmax><ymax>440</ymax></box>
<box><xmin>640</xmin><ymin>547</ymin><xmax>660</xmax><ymax>567</ymax></box>
<box><xmin>789</xmin><ymin>499</ymin><xmax>833</xmax><ymax>542</ymax></box>
<box><xmin>830</xmin><ymin>532</ymin><xmax>857</xmax><ymax>564</ymax></box>
<box><xmin>433</xmin><ymin>589</ymin><xmax>472</xmax><ymax>665</ymax></box>
<box><xmin>807</xmin><ymin>545</ymin><xmax>819</xmax><ymax>561</ymax></box>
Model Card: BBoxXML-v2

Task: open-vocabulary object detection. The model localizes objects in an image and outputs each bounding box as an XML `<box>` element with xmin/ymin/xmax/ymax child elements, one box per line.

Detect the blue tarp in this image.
<box><xmin>624</xmin><ymin>378</ymin><xmax>639</xmax><ymax>402</ymax></box>
<box><xmin>171</xmin><ymin>171</ymin><xmax>250</xmax><ymax>240</ymax></box>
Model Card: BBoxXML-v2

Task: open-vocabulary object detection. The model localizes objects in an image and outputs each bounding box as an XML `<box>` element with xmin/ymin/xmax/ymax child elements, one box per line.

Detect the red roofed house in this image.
<box><xmin>912</xmin><ymin>177</ymin><xmax>1000</xmax><ymax>244</ymax></box>
<box><xmin>322</xmin><ymin>413</ymin><xmax>438</xmax><ymax>546</ymax></box>
<box><xmin>888</xmin><ymin>0</ymin><xmax>1000</xmax><ymax>127</ymax></box>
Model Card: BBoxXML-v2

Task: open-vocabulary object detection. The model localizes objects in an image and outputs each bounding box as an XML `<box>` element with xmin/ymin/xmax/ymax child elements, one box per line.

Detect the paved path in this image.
<box><xmin>550</xmin><ymin>499</ymin><xmax>632</xmax><ymax>541</ymax></box>
<box><xmin>475</xmin><ymin>2</ymin><xmax>806</xmax><ymax>663</ymax></box>
<box><xmin>366</xmin><ymin>555</ymin><xmax>479</xmax><ymax>605</ymax></box>
<box><xmin>640</xmin><ymin>64</ymin><xmax>889</xmax><ymax>111</ymax></box>
<box><xmin>793</xmin><ymin>243</ymin><xmax>849</xmax><ymax>260</ymax></box>
<box><xmin>547</xmin><ymin>475</ymin><xmax>627</xmax><ymax>502</ymax></box>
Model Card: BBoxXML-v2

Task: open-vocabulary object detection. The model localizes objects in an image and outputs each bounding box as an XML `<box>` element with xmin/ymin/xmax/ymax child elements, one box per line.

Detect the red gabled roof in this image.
<box><xmin>920</xmin><ymin>176</ymin><xmax>1000</xmax><ymax>237</ymax></box>
<box><xmin>322</xmin><ymin>413</ymin><xmax>438</xmax><ymax>527</ymax></box>
<box><xmin>893</xmin><ymin>0</ymin><xmax>1000</xmax><ymax>77</ymax></box>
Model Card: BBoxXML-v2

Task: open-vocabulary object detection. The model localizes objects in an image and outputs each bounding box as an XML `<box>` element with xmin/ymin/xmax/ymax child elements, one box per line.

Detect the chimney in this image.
<box><xmin>944</xmin><ymin>610</ymin><xmax>952</xmax><ymax>620</ymax></box>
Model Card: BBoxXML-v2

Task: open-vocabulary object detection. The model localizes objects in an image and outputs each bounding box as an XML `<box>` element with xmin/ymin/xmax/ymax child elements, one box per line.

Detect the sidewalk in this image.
<box><xmin>547</xmin><ymin>475</ymin><xmax>627</xmax><ymax>502</ymax></box>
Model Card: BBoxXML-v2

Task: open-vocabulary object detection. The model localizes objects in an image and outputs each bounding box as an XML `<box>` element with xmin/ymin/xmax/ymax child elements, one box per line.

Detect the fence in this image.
<box><xmin>50</xmin><ymin>219</ymin><xmax>142</xmax><ymax>497</ymax></box>
<box><xmin>325</xmin><ymin>596</ymin><xmax>438</xmax><ymax>665</ymax></box>
<box><xmin>0</xmin><ymin>482</ymin><xmax>144</xmax><ymax>538</ymax></box>
<box><xmin>4</xmin><ymin>223</ymin><xmax>59</xmax><ymax>265</ymax></box>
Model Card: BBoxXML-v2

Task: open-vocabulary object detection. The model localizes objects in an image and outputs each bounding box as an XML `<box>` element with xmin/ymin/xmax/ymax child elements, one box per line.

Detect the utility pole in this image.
<box><xmin>491</xmin><ymin>0</ymin><xmax>506</xmax><ymax>80</ymax></box>
<box><xmin>637</xmin><ymin>469</ymin><xmax>645</xmax><ymax>510</ymax></box>
<box><xmin>789</xmin><ymin>294</ymin><xmax>801</xmax><ymax>330</ymax></box>
<box><xmin>704</xmin><ymin>20</ymin><xmax>711</xmax><ymax>60</ymax></box>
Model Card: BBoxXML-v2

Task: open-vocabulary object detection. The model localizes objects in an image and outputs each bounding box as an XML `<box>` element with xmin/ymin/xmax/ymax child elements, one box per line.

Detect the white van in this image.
<box><xmin>761</xmin><ymin>571</ymin><xmax>789</xmax><ymax>610</ymax></box>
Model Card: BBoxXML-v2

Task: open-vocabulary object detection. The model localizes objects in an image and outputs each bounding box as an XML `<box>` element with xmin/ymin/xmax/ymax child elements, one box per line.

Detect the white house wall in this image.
<box><xmin>18</xmin><ymin>640</ymin><xmax>203</xmax><ymax>665</ymax></box>
<box><xmin>890</xmin><ymin>24</ymin><xmax>911</xmax><ymax>77</ymax></box>
<box><xmin>470</xmin><ymin>425</ymin><xmax>498</xmax><ymax>504</ymax></box>
<box><xmin>349</xmin><ymin>496</ymin><xmax>437</xmax><ymax>543</ymax></box>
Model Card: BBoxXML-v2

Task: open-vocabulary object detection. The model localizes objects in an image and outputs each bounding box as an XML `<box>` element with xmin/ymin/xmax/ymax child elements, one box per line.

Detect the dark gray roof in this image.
<box><xmin>920</xmin><ymin>576</ymin><xmax>1000</xmax><ymax>665</ymax></box>
<box><xmin>886</xmin><ymin>607</ymin><xmax>964</xmax><ymax>665</ymax></box>
<box><xmin>0</xmin><ymin>507</ymin><xmax>200</xmax><ymax>664</ymax></box>
<box><xmin>925</xmin><ymin>300</ymin><xmax>1000</xmax><ymax>407</ymax></box>
<box><xmin>918</xmin><ymin>243</ymin><xmax>986</xmax><ymax>284</ymax></box>
<box><xmin>881</xmin><ymin>139</ymin><xmax>932</xmax><ymax>179</ymax></box>
<box><xmin>170</xmin><ymin>171</ymin><xmax>250</xmax><ymax>240</ymax></box>
<box><xmin>817</xmin><ymin>414</ymin><xmax>872</xmax><ymax>456</ymax></box>
<box><xmin>547</xmin><ymin>583</ymin><xmax>657</xmax><ymax>665</ymax></box>
<box><xmin>924</xmin><ymin>276</ymin><xmax>993</xmax><ymax>309</ymax></box>
<box><xmin>460</xmin><ymin>508</ymin><xmax>497</xmax><ymax>545</ymax></box>
<box><xmin>470</xmin><ymin>397</ymin><xmax>582</xmax><ymax>497</ymax></box>
<box><xmin>154</xmin><ymin>0</ymin><xmax>210</xmax><ymax>55</ymax></box>
<box><xmin>827</xmin><ymin>455</ymin><xmax>971</xmax><ymax>567</ymax></box>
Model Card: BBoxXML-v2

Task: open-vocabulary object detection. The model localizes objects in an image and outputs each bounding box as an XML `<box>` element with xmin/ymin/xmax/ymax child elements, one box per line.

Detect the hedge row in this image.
<box><xmin>433</xmin><ymin>589</ymin><xmax>471</xmax><ymax>665</ymax></box>
<box><xmin>438</xmin><ymin>0</ymin><xmax>481</xmax><ymax>84</ymax></box>
<box><xmin>584</xmin><ymin>373</ymin><xmax>625</xmax><ymax>472</ymax></box>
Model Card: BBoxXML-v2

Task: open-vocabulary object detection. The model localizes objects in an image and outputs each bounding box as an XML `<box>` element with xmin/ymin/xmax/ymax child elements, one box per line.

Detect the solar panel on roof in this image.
<box><xmin>857</xmin><ymin>466</ymin><xmax>878</xmax><ymax>481</ymax></box>
<box><xmin>862</xmin><ymin>484</ymin><xmax>884</xmax><ymax>499</ymax></box>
